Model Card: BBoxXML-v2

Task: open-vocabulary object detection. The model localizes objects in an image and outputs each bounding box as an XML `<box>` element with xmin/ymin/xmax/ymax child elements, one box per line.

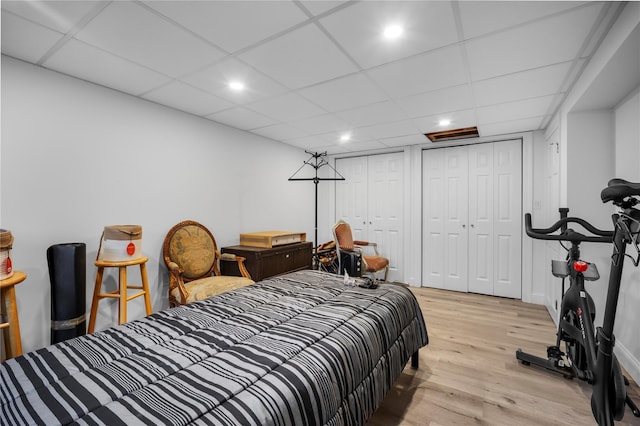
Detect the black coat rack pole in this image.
<box><xmin>288</xmin><ymin>151</ymin><xmax>345</xmax><ymax>269</ymax></box>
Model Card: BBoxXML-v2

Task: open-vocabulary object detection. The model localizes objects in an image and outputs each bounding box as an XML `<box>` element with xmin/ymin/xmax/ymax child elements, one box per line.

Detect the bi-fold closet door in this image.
<box><xmin>335</xmin><ymin>152</ymin><xmax>403</xmax><ymax>282</ymax></box>
<box><xmin>422</xmin><ymin>139</ymin><xmax>522</xmax><ymax>298</ymax></box>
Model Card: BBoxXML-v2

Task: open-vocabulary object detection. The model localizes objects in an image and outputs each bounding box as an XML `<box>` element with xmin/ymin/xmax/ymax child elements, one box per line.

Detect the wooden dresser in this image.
<box><xmin>220</xmin><ymin>242</ymin><xmax>313</xmax><ymax>282</ymax></box>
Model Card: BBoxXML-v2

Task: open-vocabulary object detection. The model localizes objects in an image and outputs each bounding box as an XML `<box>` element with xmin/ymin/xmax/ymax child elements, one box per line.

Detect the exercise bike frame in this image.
<box><xmin>517</xmin><ymin>179</ymin><xmax>640</xmax><ymax>425</ymax></box>
<box><xmin>516</xmin><ymin>211</ymin><xmax>611</xmax><ymax>380</ymax></box>
<box><xmin>591</xmin><ymin>201</ymin><xmax>640</xmax><ymax>425</ymax></box>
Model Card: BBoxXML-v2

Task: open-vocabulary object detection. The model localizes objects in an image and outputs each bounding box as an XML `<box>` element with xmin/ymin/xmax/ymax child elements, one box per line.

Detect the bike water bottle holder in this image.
<box><xmin>551</xmin><ymin>260</ymin><xmax>600</xmax><ymax>281</ymax></box>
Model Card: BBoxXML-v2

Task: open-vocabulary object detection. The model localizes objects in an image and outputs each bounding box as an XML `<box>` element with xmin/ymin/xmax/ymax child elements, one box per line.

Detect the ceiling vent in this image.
<box><xmin>425</xmin><ymin>126</ymin><xmax>479</xmax><ymax>142</ymax></box>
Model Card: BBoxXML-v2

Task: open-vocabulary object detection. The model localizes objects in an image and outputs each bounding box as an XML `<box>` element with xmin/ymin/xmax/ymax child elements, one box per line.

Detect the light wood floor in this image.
<box><xmin>368</xmin><ymin>287</ymin><xmax>640</xmax><ymax>426</ymax></box>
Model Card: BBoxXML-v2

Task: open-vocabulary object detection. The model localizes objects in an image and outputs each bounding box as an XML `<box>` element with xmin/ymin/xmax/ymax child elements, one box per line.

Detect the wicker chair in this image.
<box><xmin>332</xmin><ymin>219</ymin><xmax>389</xmax><ymax>280</ymax></box>
<box><xmin>163</xmin><ymin>220</ymin><xmax>253</xmax><ymax>306</ymax></box>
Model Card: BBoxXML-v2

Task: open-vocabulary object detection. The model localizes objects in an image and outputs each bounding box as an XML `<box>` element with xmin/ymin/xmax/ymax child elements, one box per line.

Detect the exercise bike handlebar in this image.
<box><xmin>524</xmin><ymin>213</ymin><xmax>613</xmax><ymax>243</ymax></box>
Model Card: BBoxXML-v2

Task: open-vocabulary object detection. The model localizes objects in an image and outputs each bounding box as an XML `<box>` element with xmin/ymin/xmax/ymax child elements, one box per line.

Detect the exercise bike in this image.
<box><xmin>516</xmin><ymin>178</ymin><xmax>640</xmax><ymax>425</ymax></box>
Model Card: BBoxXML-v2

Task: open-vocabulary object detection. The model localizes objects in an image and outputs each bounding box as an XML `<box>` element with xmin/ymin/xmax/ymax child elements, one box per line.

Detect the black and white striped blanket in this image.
<box><xmin>1</xmin><ymin>270</ymin><xmax>428</xmax><ymax>425</ymax></box>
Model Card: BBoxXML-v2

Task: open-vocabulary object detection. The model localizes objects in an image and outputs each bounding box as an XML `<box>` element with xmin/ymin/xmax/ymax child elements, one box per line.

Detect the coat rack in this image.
<box><xmin>288</xmin><ymin>151</ymin><xmax>345</xmax><ymax>266</ymax></box>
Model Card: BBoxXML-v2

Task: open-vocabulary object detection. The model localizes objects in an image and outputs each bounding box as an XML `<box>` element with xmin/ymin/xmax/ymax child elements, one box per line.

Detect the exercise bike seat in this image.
<box><xmin>601</xmin><ymin>178</ymin><xmax>640</xmax><ymax>203</ymax></box>
<box><xmin>552</xmin><ymin>259</ymin><xmax>600</xmax><ymax>281</ymax></box>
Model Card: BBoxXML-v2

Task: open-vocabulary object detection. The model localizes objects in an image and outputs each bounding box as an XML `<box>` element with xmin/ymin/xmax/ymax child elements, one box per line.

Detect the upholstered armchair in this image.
<box><xmin>163</xmin><ymin>220</ymin><xmax>254</xmax><ymax>307</ymax></box>
<box><xmin>332</xmin><ymin>219</ymin><xmax>389</xmax><ymax>280</ymax></box>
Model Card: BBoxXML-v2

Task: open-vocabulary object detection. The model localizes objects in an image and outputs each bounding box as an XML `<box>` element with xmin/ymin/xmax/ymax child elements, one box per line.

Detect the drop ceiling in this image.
<box><xmin>1</xmin><ymin>1</ymin><xmax>624</xmax><ymax>154</ymax></box>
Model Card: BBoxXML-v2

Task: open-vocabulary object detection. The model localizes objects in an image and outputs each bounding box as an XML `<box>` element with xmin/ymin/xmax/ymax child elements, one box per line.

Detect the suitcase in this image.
<box><xmin>339</xmin><ymin>250</ymin><xmax>362</xmax><ymax>277</ymax></box>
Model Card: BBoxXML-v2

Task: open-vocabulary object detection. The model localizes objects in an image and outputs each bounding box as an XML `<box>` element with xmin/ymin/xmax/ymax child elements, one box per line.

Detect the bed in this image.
<box><xmin>1</xmin><ymin>270</ymin><xmax>428</xmax><ymax>425</ymax></box>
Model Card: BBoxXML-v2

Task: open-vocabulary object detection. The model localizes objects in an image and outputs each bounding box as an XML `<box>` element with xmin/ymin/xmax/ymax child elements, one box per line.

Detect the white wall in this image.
<box><xmin>565</xmin><ymin>110</ymin><xmax>615</xmax><ymax>324</ymax></box>
<box><xmin>549</xmin><ymin>2</ymin><xmax>640</xmax><ymax>384</ymax></box>
<box><xmin>529</xmin><ymin>130</ymin><xmax>555</xmax><ymax>308</ymax></box>
<box><xmin>613</xmin><ymin>88</ymin><xmax>640</xmax><ymax>383</ymax></box>
<box><xmin>615</xmin><ymin>88</ymin><xmax>640</xmax><ymax>181</ymax></box>
<box><xmin>1</xmin><ymin>56</ymin><xmax>314</xmax><ymax>354</ymax></box>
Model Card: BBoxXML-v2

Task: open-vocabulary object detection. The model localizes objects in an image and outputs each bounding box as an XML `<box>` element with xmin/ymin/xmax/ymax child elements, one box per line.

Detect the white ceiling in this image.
<box><xmin>1</xmin><ymin>1</ymin><xmax>624</xmax><ymax>154</ymax></box>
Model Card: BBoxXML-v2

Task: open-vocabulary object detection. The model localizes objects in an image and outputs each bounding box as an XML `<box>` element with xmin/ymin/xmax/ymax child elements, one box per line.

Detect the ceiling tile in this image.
<box><xmin>458</xmin><ymin>1</ymin><xmax>588</xmax><ymax>39</ymax></box>
<box><xmin>476</xmin><ymin>94</ymin><xmax>556</xmax><ymax>125</ymax></box>
<box><xmin>480</xmin><ymin>116</ymin><xmax>543</xmax><ymax>137</ymax></box>
<box><xmin>74</xmin><ymin>1</ymin><xmax>226</xmax><ymax>78</ymax></box>
<box><xmin>298</xmin><ymin>1</ymin><xmax>350</xmax><ymax>17</ymax></box>
<box><xmin>465</xmin><ymin>3</ymin><xmax>603</xmax><ymax>81</ymax></box>
<box><xmin>142</xmin><ymin>81</ymin><xmax>234</xmax><ymax>116</ymax></box>
<box><xmin>338</xmin><ymin>140</ymin><xmax>387</xmax><ymax>153</ymax></box>
<box><xmin>251</xmin><ymin>123</ymin><xmax>309</xmax><ymax>141</ymax></box>
<box><xmin>206</xmin><ymin>107</ymin><xmax>277</xmax><ymax>130</ymax></box>
<box><xmin>380</xmin><ymin>134</ymin><xmax>428</xmax><ymax>147</ymax></box>
<box><xmin>413</xmin><ymin>109</ymin><xmax>477</xmax><ymax>134</ymax></box>
<box><xmin>397</xmin><ymin>85</ymin><xmax>474</xmax><ymax>119</ymax></box>
<box><xmin>473</xmin><ymin>62</ymin><xmax>572</xmax><ymax>107</ymax></box>
<box><xmin>182</xmin><ymin>57</ymin><xmax>289</xmax><ymax>104</ymax></box>
<box><xmin>246</xmin><ymin>92</ymin><xmax>326</xmax><ymax>122</ymax></box>
<box><xmin>358</xmin><ymin>119</ymin><xmax>420</xmax><ymax>140</ymax></box>
<box><xmin>285</xmin><ymin>135</ymin><xmax>348</xmax><ymax>155</ymax></box>
<box><xmin>238</xmin><ymin>23</ymin><xmax>358</xmax><ymax>89</ymax></box>
<box><xmin>319</xmin><ymin>1</ymin><xmax>459</xmax><ymax>69</ymax></box>
<box><xmin>1</xmin><ymin>0</ymin><xmax>100</xmax><ymax>33</ymax></box>
<box><xmin>291</xmin><ymin>114</ymin><xmax>349</xmax><ymax>136</ymax></box>
<box><xmin>323</xmin><ymin>145</ymin><xmax>350</xmax><ymax>155</ymax></box>
<box><xmin>367</xmin><ymin>45</ymin><xmax>468</xmax><ymax>98</ymax></box>
<box><xmin>44</xmin><ymin>39</ymin><xmax>171</xmax><ymax>96</ymax></box>
<box><xmin>336</xmin><ymin>100</ymin><xmax>410</xmax><ymax>128</ymax></box>
<box><xmin>316</xmin><ymin>128</ymin><xmax>372</xmax><ymax>145</ymax></box>
<box><xmin>1</xmin><ymin>12</ymin><xmax>64</xmax><ymax>63</ymax></box>
<box><xmin>289</xmin><ymin>140</ymin><xmax>349</xmax><ymax>156</ymax></box>
<box><xmin>283</xmin><ymin>135</ymin><xmax>334</xmax><ymax>151</ymax></box>
<box><xmin>297</xmin><ymin>73</ymin><xmax>389</xmax><ymax>112</ymax></box>
<box><xmin>144</xmin><ymin>1</ymin><xmax>308</xmax><ymax>53</ymax></box>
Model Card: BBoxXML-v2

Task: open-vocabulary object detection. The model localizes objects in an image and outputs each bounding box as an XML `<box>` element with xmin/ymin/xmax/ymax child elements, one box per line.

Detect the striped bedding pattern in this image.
<box><xmin>1</xmin><ymin>270</ymin><xmax>428</xmax><ymax>426</ymax></box>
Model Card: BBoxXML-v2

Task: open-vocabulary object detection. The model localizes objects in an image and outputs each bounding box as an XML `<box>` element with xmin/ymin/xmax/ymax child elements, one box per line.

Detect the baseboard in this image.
<box><xmin>527</xmin><ymin>292</ymin><xmax>546</xmax><ymax>306</ymax></box>
<box><xmin>615</xmin><ymin>341</ymin><xmax>640</xmax><ymax>386</ymax></box>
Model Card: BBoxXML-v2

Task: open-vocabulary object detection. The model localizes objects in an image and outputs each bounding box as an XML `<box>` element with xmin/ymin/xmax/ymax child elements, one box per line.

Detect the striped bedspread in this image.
<box><xmin>1</xmin><ymin>270</ymin><xmax>428</xmax><ymax>426</ymax></box>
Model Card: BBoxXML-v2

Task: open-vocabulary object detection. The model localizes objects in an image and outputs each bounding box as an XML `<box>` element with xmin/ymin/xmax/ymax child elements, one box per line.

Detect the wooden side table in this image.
<box><xmin>0</xmin><ymin>271</ymin><xmax>26</xmax><ymax>360</ymax></box>
<box><xmin>88</xmin><ymin>257</ymin><xmax>152</xmax><ymax>333</ymax></box>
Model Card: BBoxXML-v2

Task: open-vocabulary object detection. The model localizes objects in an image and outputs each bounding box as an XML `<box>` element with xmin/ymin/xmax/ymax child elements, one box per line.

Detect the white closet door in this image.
<box><xmin>422</xmin><ymin>149</ymin><xmax>446</xmax><ymax>289</ymax></box>
<box><xmin>468</xmin><ymin>143</ymin><xmax>494</xmax><ymax>294</ymax></box>
<box><xmin>422</xmin><ymin>147</ymin><xmax>468</xmax><ymax>291</ymax></box>
<box><xmin>368</xmin><ymin>154</ymin><xmax>403</xmax><ymax>279</ymax></box>
<box><xmin>335</xmin><ymin>156</ymin><xmax>367</xmax><ymax>239</ymax></box>
<box><xmin>492</xmin><ymin>140</ymin><xmax>522</xmax><ymax>298</ymax></box>
<box><xmin>443</xmin><ymin>147</ymin><xmax>469</xmax><ymax>291</ymax></box>
<box><xmin>335</xmin><ymin>152</ymin><xmax>404</xmax><ymax>281</ymax></box>
<box><xmin>423</xmin><ymin>140</ymin><xmax>522</xmax><ymax>298</ymax></box>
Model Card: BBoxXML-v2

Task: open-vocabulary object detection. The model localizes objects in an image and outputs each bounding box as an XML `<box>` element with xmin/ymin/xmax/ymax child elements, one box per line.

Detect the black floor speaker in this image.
<box><xmin>47</xmin><ymin>243</ymin><xmax>86</xmax><ymax>344</ymax></box>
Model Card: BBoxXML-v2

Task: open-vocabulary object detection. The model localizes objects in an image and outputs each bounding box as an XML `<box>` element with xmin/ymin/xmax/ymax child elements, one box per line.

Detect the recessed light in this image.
<box><xmin>228</xmin><ymin>81</ymin><xmax>245</xmax><ymax>91</ymax></box>
<box><xmin>339</xmin><ymin>133</ymin><xmax>351</xmax><ymax>143</ymax></box>
<box><xmin>438</xmin><ymin>119</ymin><xmax>451</xmax><ymax>127</ymax></box>
<box><xmin>383</xmin><ymin>25</ymin><xmax>403</xmax><ymax>39</ymax></box>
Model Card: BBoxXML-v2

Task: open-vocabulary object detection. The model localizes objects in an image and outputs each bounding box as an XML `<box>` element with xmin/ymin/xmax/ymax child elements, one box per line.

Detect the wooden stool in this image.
<box><xmin>88</xmin><ymin>257</ymin><xmax>152</xmax><ymax>333</ymax></box>
<box><xmin>1</xmin><ymin>271</ymin><xmax>26</xmax><ymax>360</ymax></box>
